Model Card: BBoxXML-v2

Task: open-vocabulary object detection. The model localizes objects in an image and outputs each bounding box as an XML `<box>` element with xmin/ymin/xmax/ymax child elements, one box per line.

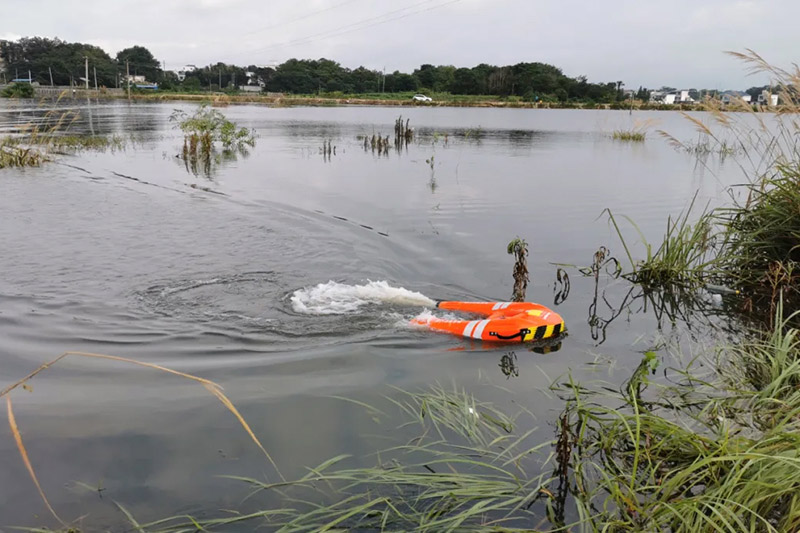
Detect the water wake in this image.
<box><xmin>291</xmin><ymin>280</ymin><xmax>436</xmax><ymax>315</ymax></box>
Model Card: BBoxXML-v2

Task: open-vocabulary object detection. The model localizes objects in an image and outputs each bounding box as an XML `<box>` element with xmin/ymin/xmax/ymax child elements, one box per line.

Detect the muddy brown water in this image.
<box><xmin>0</xmin><ymin>99</ymin><xmax>744</xmax><ymax>528</ymax></box>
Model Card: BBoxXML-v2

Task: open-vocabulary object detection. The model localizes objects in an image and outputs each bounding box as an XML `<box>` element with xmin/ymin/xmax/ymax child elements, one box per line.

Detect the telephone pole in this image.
<box><xmin>94</xmin><ymin>66</ymin><xmax>98</xmax><ymax>90</ymax></box>
<box><xmin>84</xmin><ymin>56</ymin><xmax>89</xmax><ymax>89</ymax></box>
<box><xmin>126</xmin><ymin>60</ymin><xmax>131</xmax><ymax>99</ymax></box>
<box><xmin>48</xmin><ymin>66</ymin><xmax>54</xmax><ymax>86</ymax></box>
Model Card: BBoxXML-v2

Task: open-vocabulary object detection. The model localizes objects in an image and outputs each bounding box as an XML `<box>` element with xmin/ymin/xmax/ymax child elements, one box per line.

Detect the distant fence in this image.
<box><xmin>0</xmin><ymin>85</ymin><xmax>124</xmax><ymax>98</ymax></box>
<box><xmin>33</xmin><ymin>86</ymin><xmax>125</xmax><ymax>98</ymax></box>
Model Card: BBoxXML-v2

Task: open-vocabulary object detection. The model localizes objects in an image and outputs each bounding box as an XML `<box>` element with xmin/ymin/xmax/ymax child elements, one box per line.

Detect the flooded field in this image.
<box><xmin>0</xmin><ymin>100</ymin><xmax>744</xmax><ymax>528</ymax></box>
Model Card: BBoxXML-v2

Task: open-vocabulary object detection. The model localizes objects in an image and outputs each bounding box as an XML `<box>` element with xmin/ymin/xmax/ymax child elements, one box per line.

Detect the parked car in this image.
<box><xmin>412</xmin><ymin>94</ymin><xmax>432</xmax><ymax>102</ymax></box>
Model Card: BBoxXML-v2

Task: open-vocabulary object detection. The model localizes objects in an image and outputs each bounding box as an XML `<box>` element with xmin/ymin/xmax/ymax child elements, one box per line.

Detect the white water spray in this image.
<box><xmin>290</xmin><ymin>280</ymin><xmax>436</xmax><ymax>315</ymax></box>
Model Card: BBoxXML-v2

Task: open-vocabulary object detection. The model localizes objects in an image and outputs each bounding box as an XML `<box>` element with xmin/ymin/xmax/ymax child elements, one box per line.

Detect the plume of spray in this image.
<box><xmin>291</xmin><ymin>280</ymin><xmax>436</xmax><ymax>315</ymax></box>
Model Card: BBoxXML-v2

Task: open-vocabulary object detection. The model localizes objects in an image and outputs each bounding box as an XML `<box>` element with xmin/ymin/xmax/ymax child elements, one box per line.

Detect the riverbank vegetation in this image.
<box><xmin>608</xmin><ymin>51</ymin><xmax>800</xmax><ymax>326</ymax></box>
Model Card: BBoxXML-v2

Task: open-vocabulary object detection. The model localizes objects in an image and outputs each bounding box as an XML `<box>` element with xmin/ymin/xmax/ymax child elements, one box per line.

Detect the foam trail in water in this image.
<box><xmin>291</xmin><ymin>280</ymin><xmax>436</xmax><ymax>315</ymax></box>
<box><xmin>405</xmin><ymin>309</ymin><xmax>463</xmax><ymax>329</ymax></box>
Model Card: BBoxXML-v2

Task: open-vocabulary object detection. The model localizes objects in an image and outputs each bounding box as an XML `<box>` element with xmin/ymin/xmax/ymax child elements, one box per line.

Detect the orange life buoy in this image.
<box><xmin>412</xmin><ymin>301</ymin><xmax>565</xmax><ymax>342</ymax></box>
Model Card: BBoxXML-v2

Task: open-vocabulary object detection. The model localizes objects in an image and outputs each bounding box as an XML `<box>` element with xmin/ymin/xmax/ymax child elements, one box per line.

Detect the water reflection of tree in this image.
<box><xmin>496</xmin><ymin>341</ymin><xmax>562</xmax><ymax>379</ymax></box>
<box><xmin>499</xmin><ymin>351</ymin><xmax>519</xmax><ymax>378</ymax></box>
<box><xmin>178</xmin><ymin>144</ymin><xmax>251</xmax><ymax>178</ymax></box>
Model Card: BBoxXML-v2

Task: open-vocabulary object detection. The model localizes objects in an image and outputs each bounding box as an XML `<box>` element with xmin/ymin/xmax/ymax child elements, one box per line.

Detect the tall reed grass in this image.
<box><xmin>605</xmin><ymin>51</ymin><xmax>800</xmax><ymax>326</ymax></box>
<box><xmin>0</xmin><ymin>93</ymin><xmax>129</xmax><ymax>168</ymax></box>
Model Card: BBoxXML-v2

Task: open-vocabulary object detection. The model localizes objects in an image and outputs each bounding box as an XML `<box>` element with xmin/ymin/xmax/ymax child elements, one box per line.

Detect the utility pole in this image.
<box><xmin>93</xmin><ymin>66</ymin><xmax>97</xmax><ymax>90</ymax></box>
<box><xmin>382</xmin><ymin>67</ymin><xmax>386</xmax><ymax>93</ymax></box>
<box><xmin>84</xmin><ymin>56</ymin><xmax>89</xmax><ymax>89</ymax></box>
<box><xmin>48</xmin><ymin>66</ymin><xmax>53</xmax><ymax>86</ymax></box>
<box><xmin>218</xmin><ymin>69</ymin><xmax>221</xmax><ymax>90</ymax></box>
<box><xmin>28</xmin><ymin>70</ymin><xmax>31</xmax><ymax>83</ymax></box>
<box><xmin>126</xmin><ymin>60</ymin><xmax>131</xmax><ymax>99</ymax></box>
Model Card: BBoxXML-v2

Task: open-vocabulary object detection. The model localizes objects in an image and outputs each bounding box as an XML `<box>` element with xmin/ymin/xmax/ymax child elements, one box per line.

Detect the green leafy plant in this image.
<box><xmin>1</xmin><ymin>82</ymin><xmax>35</xmax><ymax>98</ymax></box>
<box><xmin>170</xmin><ymin>104</ymin><xmax>256</xmax><ymax>176</ymax></box>
<box><xmin>170</xmin><ymin>104</ymin><xmax>256</xmax><ymax>153</ymax></box>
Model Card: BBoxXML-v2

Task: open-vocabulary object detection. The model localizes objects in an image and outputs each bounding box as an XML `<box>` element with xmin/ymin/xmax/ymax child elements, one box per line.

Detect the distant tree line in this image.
<box><xmin>247</xmin><ymin>59</ymin><xmax>627</xmax><ymax>102</ymax></box>
<box><xmin>1</xmin><ymin>36</ymin><xmax>630</xmax><ymax>102</ymax></box>
<box><xmin>0</xmin><ymin>37</ymin><xmax>162</xmax><ymax>87</ymax></box>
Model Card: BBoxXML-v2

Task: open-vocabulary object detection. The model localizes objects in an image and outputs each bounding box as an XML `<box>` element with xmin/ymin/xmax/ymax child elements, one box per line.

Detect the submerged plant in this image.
<box><xmin>170</xmin><ymin>104</ymin><xmax>256</xmax><ymax>176</ymax></box>
<box><xmin>171</xmin><ymin>104</ymin><xmax>255</xmax><ymax>152</ymax></box>
<box><xmin>611</xmin><ymin>129</ymin><xmax>646</xmax><ymax>142</ymax></box>
<box><xmin>394</xmin><ymin>115</ymin><xmax>413</xmax><ymax>149</ymax></box>
<box><xmin>507</xmin><ymin>237</ymin><xmax>529</xmax><ymax>302</ymax></box>
<box><xmin>0</xmin><ymin>138</ymin><xmax>45</xmax><ymax>168</ymax></box>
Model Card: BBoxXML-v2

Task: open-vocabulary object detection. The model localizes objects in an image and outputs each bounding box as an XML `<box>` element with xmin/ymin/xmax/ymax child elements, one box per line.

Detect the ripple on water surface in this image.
<box><xmin>136</xmin><ymin>276</ymin><xmax>438</xmax><ymax>351</ymax></box>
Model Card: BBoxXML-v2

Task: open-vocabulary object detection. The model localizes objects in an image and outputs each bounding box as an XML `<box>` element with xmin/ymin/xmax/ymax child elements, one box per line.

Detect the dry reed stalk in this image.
<box><xmin>6</xmin><ymin>396</ymin><xmax>65</xmax><ymax>526</ymax></box>
<box><xmin>2</xmin><ymin>350</ymin><xmax>285</xmax><ymax>525</ymax></box>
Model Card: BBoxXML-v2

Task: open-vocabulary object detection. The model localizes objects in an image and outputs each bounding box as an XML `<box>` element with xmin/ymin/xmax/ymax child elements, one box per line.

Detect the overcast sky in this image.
<box><xmin>2</xmin><ymin>0</ymin><xmax>797</xmax><ymax>90</ymax></box>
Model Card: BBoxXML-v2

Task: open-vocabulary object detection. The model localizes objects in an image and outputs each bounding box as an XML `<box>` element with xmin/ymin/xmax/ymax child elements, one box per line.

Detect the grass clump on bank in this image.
<box><xmin>604</xmin><ymin>51</ymin><xmax>800</xmax><ymax>326</ymax></box>
<box><xmin>559</xmin><ymin>310</ymin><xmax>800</xmax><ymax>532</ymax></box>
<box><xmin>717</xmin><ymin>164</ymin><xmax>800</xmax><ymax>322</ymax></box>
<box><xmin>605</xmin><ymin>195</ymin><xmax>719</xmax><ymax>293</ymax></box>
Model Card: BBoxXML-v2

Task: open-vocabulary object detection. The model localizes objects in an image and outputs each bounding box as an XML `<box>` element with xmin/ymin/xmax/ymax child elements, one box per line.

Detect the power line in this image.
<box><xmin>244</xmin><ymin>0</ymin><xmax>451</xmax><ymax>56</ymax></box>
<box><xmin>245</xmin><ymin>0</ymin><xmax>438</xmax><ymax>54</ymax></box>
<box><xmin>239</xmin><ymin>0</ymin><xmax>363</xmax><ymax>38</ymax></box>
